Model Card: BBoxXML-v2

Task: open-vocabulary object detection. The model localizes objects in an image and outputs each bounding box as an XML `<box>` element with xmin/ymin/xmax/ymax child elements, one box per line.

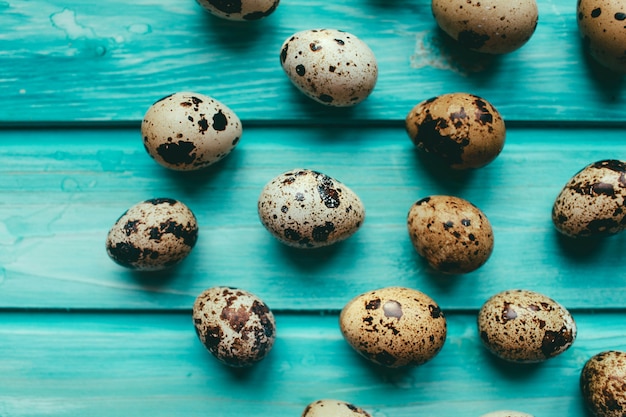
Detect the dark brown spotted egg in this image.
<box><xmin>302</xmin><ymin>400</ymin><xmax>372</xmax><ymax>417</ymax></box>
<box><xmin>477</xmin><ymin>289</ymin><xmax>577</xmax><ymax>363</ymax></box>
<box><xmin>280</xmin><ymin>29</ymin><xmax>378</xmax><ymax>107</ymax></box>
<box><xmin>405</xmin><ymin>93</ymin><xmax>506</xmax><ymax>170</ymax></box>
<box><xmin>105</xmin><ymin>198</ymin><xmax>198</xmax><ymax>271</ymax></box>
<box><xmin>407</xmin><ymin>195</ymin><xmax>494</xmax><ymax>274</ymax></box>
<box><xmin>480</xmin><ymin>412</ymin><xmax>534</xmax><ymax>417</ymax></box>
<box><xmin>578</xmin><ymin>0</ymin><xmax>626</xmax><ymax>73</ymax></box>
<box><xmin>142</xmin><ymin>92</ymin><xmax>242</xmax><ymax>171</ymax></box>
<box><xmin>192</xmin><ymin>286</ymin><xmax>276</xmax><ymax>367</ymax></box>
<box><xmin>580</xmin><ymin>350</ymin><xmax>626</xmax><ymax>417</ymax></box>
<box><xmin>257</xmin><ymin>169</ymin><xmax>365</xmax><ymax>248</ymax></box>
<box><xmin>196</xmin><ymin>0</ymin><xmax>279</xmax><ymax>21</ymax></box>
<box><xmin>339</xmin><ymin>286</ymin><xmax>447</xmax><ymax>368</ymax></box>
<box><xmin>552</xmin><ymin>159</ymin><xmax>626</xmax><ymax>238</ymax></box>
<box><xmin>432</xmin><ymin>0</ymin><xmax>538</xmax><ymax>54</ymax></box>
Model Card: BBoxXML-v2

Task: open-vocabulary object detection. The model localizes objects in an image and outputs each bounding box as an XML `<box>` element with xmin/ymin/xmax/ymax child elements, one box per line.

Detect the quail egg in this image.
<box><xmin>280</xmin><ymin>29</ymin><xmax>378</xmax><ymax>106</ymax></box>
<box><xmin>480</xmin><ymin>412</ymin><xmax>534</xmax><ymax>417</ymax></box>
<box><xmin>552</xmin><ymin>159</ymin><xmax>626</xmax><ymax>238</ymax></box>
<box><xmin>196</xmin><ymin>0</ymin><xmax>279</xmax><ymax>20</ymax></box>
<box><xmin>142</xmin><ymin>92</ymin><xmax>242</xmax><ymax>171</ymax></box>
<box><xmin>302</xmin><ymin>400</ymin><xmax>372</xmax><ymax>417</ymax></box>
<box><xmin>577</xmin><ymin>0</ymin><xmax>626</xmax><ymax>73</ymax></box>
<box><xmin>106</xmin><ymin>198</ymin><xmax>198</xmax><ymax>271</ymax></box>
<box><xmin>478</xmin><ymin>289</ymin><xmax>576</xmax><ymax>363</ymax></box>
<box><xmin>257</xmin><ymin>169</ymin><xmax>365</xmax><ymax>248</ymax></box>
<box><xmin>340</xmin><ymin>286</ymin><xmax>447</xmax><ymax>368</ymax></box>
<box><xmin>193</xmin><ymin>286</ymin><xmax>276</xmax><ymax>367</ymax></box>
<box><xmin>580</xmin><ymin>350</ymin><xmax>626</xmax><ymax>417</ymax></box>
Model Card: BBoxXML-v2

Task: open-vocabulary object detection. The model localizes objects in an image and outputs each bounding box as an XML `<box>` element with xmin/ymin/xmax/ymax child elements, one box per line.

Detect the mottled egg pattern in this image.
<box><xmin>142</xmin><ymin>92</ymin><xmax>242</xmax><ymax>171</ymax></box>
<box><xmin>339</xmin><ymin>287</ymin><xmax>447</xmax><ymax>368</ymax></box>
<box><xmin>478</xmin><ymin>289</ymin><xmax>577</xmax><ymax>363</ymax></box>
<box><xmin>196</xmin><ymin>0</ymin><xmax>279</xmax><ymax>21</ymax></box>
<box><xmin>580</xmin><ymin>350</ymin><xmax>626</xmax><ymax>417</ymax></box>
<box><xmin>302</xmin><ymin>400</ymin><xmax>372</xmax><ymax>417</ymax></box>
<box><xmin>432</xmin><ymin>0</ymin><xmax>538</xmax><ymax>54</ymax></box>
<box><xmin>405</xmin><ymin>93</ymin><xmax>506</xmax><ymax>169</ymax></box>
<box><xmin>578</xmin><ymin>0</ymin><xmax>626</xmax><ymax>73</ymax></box>
<box><xmin>280</xmin><ymin>29</ymin><xmax>378</xmax><ymax>106</ymax></box>
<box><xmin>480</xmin><ymin>411</ymin><xmax>534</xmax><ymax>417</ymax></box>
<box><xmin>552</xmin><ymin>159</ymin><xmax>626</xmax><ymax>238</ymax></box>
<box><xmin>257</xmin><ymin>169</ymin><xmax>365</xmax><ymax>248</ymax></box>
<box><xmin>105</xmin><ymin>198</ymin><xmax>198</xmax><ymax>271</ymax></box>
<box><xmin>407</xmin><ymin>196</ymin><xmax>494</xmax><ymax>274</ymax></box>
<box><xmin>192</xmin><ymin>286</ymin><xmax>276</xmax><ymax>367</ymax></box>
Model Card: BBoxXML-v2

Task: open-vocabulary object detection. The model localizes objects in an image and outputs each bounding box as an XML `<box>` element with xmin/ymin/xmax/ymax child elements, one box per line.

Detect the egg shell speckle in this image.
<box><xmin>302</xmin><ymin>400</ymin><xmax>372</xmax><ymax>417</ymax></box>
<box><xmin>105</xmin><ymin>198</ymin><xmax>198</xmax><ymax>271</ymax></box>
<box><xmin>581</xmin><ymin>350</ymin><xmax>626</xmax><ymax>417</ymax></box>
<box><xmin>340</xmin><ymin>286</ymin><xmax>447</xmax><ymax>368</ymax></box>
<box><xmin>480</xmin><ymin>411</ymin><xmax>534</xmax><ymax>417</ymax></box>
<box><xmin>432</xmin><ymin>0</ymin><xmax>538</xmax><ymax>54</ymax></box>
<box><xmin>478</xmin><ymin>289</ymin><xmax>577</xmax><ymax>363</ymax></box>
<box><xmin>192</xmin><ymin>286</ymin><xmax>276</xmax><ymax>367</ymax></box>
<box><xmin>142</xmin><ymin>92</ymin><xmax>242</xmax><ymax>171</ymax></box>
<box><xmin>577</xmin><ymin>0</ymin><xmax>626</xmax><ymax>73</ymax></box>
<box><xmin>405</xmin><ymin>93</ymin><xmax>506</xmax><ymax>170</ymax></box>
<box><xmin>407</xmin><ymin>195</ymin><xmax>494</xmax><ymax>274</ymax></box>
<box><xmin>552</xmin><ymin>159</ymin><xmax>626</xmax><ymax>238</ymax></box>
<box><xmin>280</xmin><ymin>29</ymin><xmax>378</xmax><ymax>107</ymax></box>
<box><xmin>257</xmin><ymin>168</ymin><xmax>365</xmax><ymax>248</ymax></box>
<box><xmin>196</xmin><ymin>0</ymin><xmax>279</xmax><ymax>20</ymax></box>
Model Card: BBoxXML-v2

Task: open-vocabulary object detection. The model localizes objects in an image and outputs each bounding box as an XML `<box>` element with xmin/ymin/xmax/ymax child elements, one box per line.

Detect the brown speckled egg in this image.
<box><xmin>578</xmin><ymin>0</ymin><xmax>626</xmax><ymax>73</ymax></box>
<box><xmin>340</xmin><ymin>286</ymin><xmax>447</xmax><ymax>368</ymax></box>
<box><xmin>142</xmin><ymin>92</ymin><xmax>242</xmax><ymax>171</ymax></box>
<box><xmin>193</xmin><ymin>286</ymin><xmax>276</xmax><ymax>367</ymax></box>
<box><xmin>477</xmin><ymin>289</ymin><xmax>576</xmax><ymax>363</ymax></box>
<box><xmin>405</xmin><ymin>93</ymin><xmax>506</xmax><ymax>170</ymax></box>
<box><xmin>302</xmin><ymin>400</ymin><xmax>372</xmax><ymax>417</ymax></box>
<box><xmin>581</xmin><ymin>350</ymin><xmax>626</xmax><ymax>417</ymax></box>
<box><xmin>432</xmin><ymin>0</ymin><xmax>538</xmax><ymax>54</ymax></box>
<box><xmin>280</xmin><ymin>29</ymin><xmax>378</xmax><ymax>107</ymax></box>
<box><xmin>257</xmin><ymin>169</ymin><xmax>365</xmax><ymax>248</ymax></box>
<box><xmin>106</xmin><ymin>198</ymin><xmax>198</xmax><ymax>271</ymax></box>
<box><xmin>407</xmin><ymin>195</ymin><xmax>494</xmax><ymax>274</ymax></box>
<box><xmin>552</xmin><ymin>159</ymin><xmax>626</xmax><ymax>238</ymax></box>
<box><xmin>196</xmin><ymin>0</ymin><xmax>279</xmax><ymax>21</ymax></box>
<box><xmin>480</xmin><ymin>412</ymin><xmax>534</xmax><ymax>417</ymax></box>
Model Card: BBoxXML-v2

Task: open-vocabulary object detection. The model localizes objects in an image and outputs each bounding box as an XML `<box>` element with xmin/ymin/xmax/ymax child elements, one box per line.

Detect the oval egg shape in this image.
<box><xmin>196</xmin><ymin>0</ymin><xmax>279</xmax><ymax>21</ymax></box>
<box><xmin>577</xmin><ymin>0</ymin><xmax>626</xmax><ymax>73</ymax></box>
<box><xmin>302</xmin><ymin>400</ymin><xmax>372</xmax><ymax>417</ymax></box>
<box><xmin>580</xmin><ymin>350</ymin><xmax>626</xmax><ymax>417</ymax></box>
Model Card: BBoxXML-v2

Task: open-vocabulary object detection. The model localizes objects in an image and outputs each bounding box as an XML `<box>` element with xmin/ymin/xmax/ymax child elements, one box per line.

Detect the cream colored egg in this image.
<box><xmin>302</xmin><ymin>400</ymin><xmax>372</xmax><ymax>417</ymax></box>
<box><xmin>196</xmin><ymin>0</ymin><xmax>279</xmax><ymax>20</ymax></box>
<box><xmin>578</xmin><ymin>0</ymin><xmax>626</xmax><ymax>73</ymax></box>
<box><xmin>581</xmin><ymin>350</ymin><xmax>626</xmax><ymax>417</ymax></box>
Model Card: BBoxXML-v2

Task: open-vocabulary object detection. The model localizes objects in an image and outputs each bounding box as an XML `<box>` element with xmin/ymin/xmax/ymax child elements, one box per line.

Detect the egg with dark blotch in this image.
<box><xmin>552</xmin><ymin>159</ymin><xmax>626</xmax><ymax>238</ymax></box>
<box><xmin>405</xmin><ymin>93</ymin><xmax>506</xmax><ymax>170</ymax></box>
<box><xmin>339</xmin><ymin>286</ymin><xmax>447</xmax><ymax>368</ymax></box>
<box><xmin>257</xmin><ymin>169</ymin><xmax>365</xmax><ymax>248</ymax></box>
<box><xmin>477</xmin><ymin>289</ymin><xmax>576</xmax><ymax>363</ymax></box>
<box><xmin>577</xmin><ymin>0</ymin><xmax>626</xmax><ymax>73</ymax></box>
<box><xmin>302</xmin><ymin>399</ymin><xmax>372</xmax><ymax>417</ymax></box>
<box><xmin>142</xmin><ymin>92</ymin><xmax>242</xmax><ymax>171</ymax></box>
<box><xmin>196</xmin><ymin>0</ymin><xmax>279</xmax><ymax>21</ymax></box>
<box><xmin>407</xmin><ymin>195</ymin><xmax>494</xmax><ymax>274</ymax></box>
<box><xmin>280</xmin><ymin>29</ymin><xmax>378</xmax><ymax>107</ymax></box>
<box><xmin>105</xmin><ymin>198</ymin><xmax>198</xmax><ymax>271</ymax></box>
<box><xmin>580</xmin><ymin>350</ymin><xmax>626</xmax><ymax>417</ymax></box>
<box><xmin>193</xmin><ymin>286</ymin><xmax>276</xmax><ymax>367</ymax></box>
<box><xmin>480</xmin><ymin>412</ymin><xmax>534</xmax><ymax>417</ymax></box>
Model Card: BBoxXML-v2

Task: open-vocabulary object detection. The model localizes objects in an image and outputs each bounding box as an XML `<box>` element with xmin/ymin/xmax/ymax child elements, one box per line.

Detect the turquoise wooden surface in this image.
<box><xmin>2</xmin><ymin>0</ymin><xmax>626</xmax><ymax>415</ymax></box>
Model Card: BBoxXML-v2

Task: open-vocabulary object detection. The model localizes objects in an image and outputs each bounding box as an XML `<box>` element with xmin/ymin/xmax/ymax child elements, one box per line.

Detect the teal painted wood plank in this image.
<box><xmin>1</xmin><ymin>0</ymin><xmax>625</xmax><ymax>123</ymax></box>
<box><xmin>0</xmin><ymin>311</ymin><xmax>623</xmax><ymax>417</ymax></box>
<box><xmin>1</xmin><ymin>125</ymin><xmax>626</xmax><ymax>310</ymax></box>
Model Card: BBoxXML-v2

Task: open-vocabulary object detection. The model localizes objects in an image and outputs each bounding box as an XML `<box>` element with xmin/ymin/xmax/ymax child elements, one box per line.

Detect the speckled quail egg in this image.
<box><xmin>196</xmin><ymin>0</ymin><xmax>279</xmax><ymax>20</ymax></box>
<box><xmin>340</xmin><ymin>286</ymin><xmax>447</xmax><ymax>368</ymax></box>
<box><xmin>193</xmin><ymin>286</ymin><xmax>276</xmax><ymax>367</ymax></box>
<box><xmin>407</xmin><ymin>195</ymin><xmax>494</xmax><ymax>274</ymax></box>
<box><xmin>280</xmin><ymin>29</ymin><xmax>378</xmax><ymax>106</ymax></box>
<box><xmin>580</xmin><ymin>350</ymin><xmax>626</xmax><ymax>417</ymax></box>
<box><xmin>477</xmin><ymin>289</ymin><xmax>576</xmax><ymax>363</ymax></box>
<box><xmin>405</xmin><ymin>93</ymin><xmax>506</xmax><ymax>170</ymax></box>
<box><xmin>480</xmin><ymin>411</ymin><xmax>534</xmax><ymax>417</ymax></box>
<box><xmin>578</xmin><ymin>0</ymin><xmax>626</xmax><ymax>73</ymax></box>
<box><xmin>257</xmin><ymin>169</ymin><xmax>365</xmax><ymax>248</ymax></box>
<box><xmin>142</xmin><ymin>92</ymin><xmax>242</xmax><ymax>171</ymax></box>
<box><xmin>106</xmin><ymin>198</ymin><xmax>198</xmax><ymax>271</ymax></box>
<box><xmin>302</xmin><ymin>400</ymin><xmax>372</xmax><ymax>417</ymax></box>
<box><xmin>432</xmin><ymin>0</ymin><xmax>538</xmax><ymax>54</ymax></box>
<box><xmin>552</xmin><ymin>159</ymin><xmax>626</xmax><ymax>238</ymax></box>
